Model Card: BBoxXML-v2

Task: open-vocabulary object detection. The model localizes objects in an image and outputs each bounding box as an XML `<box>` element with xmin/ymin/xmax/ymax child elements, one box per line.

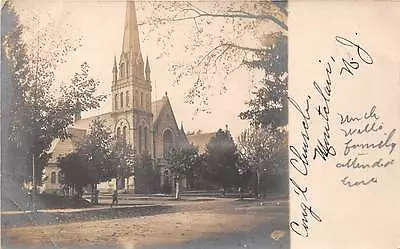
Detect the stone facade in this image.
<box><xmin>43</xmin><ymin>0</ymin><xmax>188</xmax><ymax>194</ymax></box>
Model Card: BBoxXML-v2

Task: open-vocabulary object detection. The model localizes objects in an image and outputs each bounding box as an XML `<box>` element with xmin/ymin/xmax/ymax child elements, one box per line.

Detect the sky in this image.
<box><xmin>13</xmin><ymin>0</ymin><xmax>281</xmax><ymax>139</ymax></box>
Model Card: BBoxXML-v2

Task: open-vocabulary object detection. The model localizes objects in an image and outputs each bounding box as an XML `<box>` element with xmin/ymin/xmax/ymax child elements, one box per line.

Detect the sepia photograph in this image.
<box><xmin>1</xmin><ymin>0</ymin><xmax>288</xmax><ymax>248</ymax></box>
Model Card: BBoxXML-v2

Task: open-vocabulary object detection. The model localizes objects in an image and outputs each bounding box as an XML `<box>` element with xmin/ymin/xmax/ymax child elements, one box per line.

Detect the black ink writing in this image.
<box><xmin>288</xmin><ymin>96</ymin><xmax>312</xmax><ymax>176</ymax></box>
<box><xmin>290</xmin><ymin>202</ymin><xmax>322</xmax><ymax>237</ymax></box>
<box><xmin>341</xmin><ymin>176</ymin><xmax>378</xmax><ymax>187</ymax></box>
<box><xmin>340</xmin><ymin>121</ymin><xmax>383</xmax><ymax>137</ymax></box>
<box><xmin>343</xmin><ymin>128</ymin><xmax>397</xmax><ymax>156</ymax></box>
<box><xmin>338</xmin><ymin>105</ymin><xmax>379</xmax><ymax>125</ymax></box>
<box><xmin>336</xmin><ymin>157</ymin><xmax>394</xmax><ymax>169</ymax></box>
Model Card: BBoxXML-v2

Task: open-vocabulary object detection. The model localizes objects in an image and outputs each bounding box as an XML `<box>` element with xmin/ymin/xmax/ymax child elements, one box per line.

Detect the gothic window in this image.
<box><xmin>126</xmin><ymin>62</ymin><xmax>129</xmax><ymax>77</ymax></box>
<box><xmin>117</xmin><ymin>127</ymin><xmax>121</xmax><ymax>140</ymax></box>
<box><xmin>123</xmin><ymin>126</ymin><xmax>127</xmax><ymax>144</ymax></box>
<box><xmin>140</xmin><ymin>92</ymin><xmax>144</xmax><ymax>108</ymax></box>
<box><xmin>138</xmin><ymin>125</ymin><xmax>143</xmax><ymax>153</ymax></box>
<box><xmin>115</xmin><ymin>94</ymin><xmax>118</xmax><ymax>109</ymax></box>
<box><xmin>51</xmin><ymin>172</ymin><xmax>56</xmax><ymax>184</ymax></box>
<box><xmin>120</xmin><ymin>63</ymin><xmax>125</xmax><ymax>78</ymax></box>
<box><xmin>120</xmin><ymin>92</ymin><xmax>124</xmax><ymax>108</ymax></box>
<box><xmin>126</xmin><ymin>91</ymin><xmax>129</xmax><ymax>107</ymax></box>
<box><xmin>163</xmin><ymin>129</ymin><xmax>173</xmax><ymax>159</ymax></box>
<box><xmin>144</xmin><ymin>126</ymin><xmax>148</xmax><ymax>152</ymax></box>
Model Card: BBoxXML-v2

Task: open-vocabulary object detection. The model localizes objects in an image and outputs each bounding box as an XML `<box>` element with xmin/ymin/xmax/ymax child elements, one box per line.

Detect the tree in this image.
<box><xmin>138</xmin><ymin>1</ymin><xmax>287</xmax><ymax>114</ymax></box>
<box><xmin>239</xmin><ymin>32</ymin><xmax>288</xmax><ymax>128</ymax></box>
<box><xmin>59</xmin><ymin>151</ymin><xmax>96</xmax><ymax>199</ymax></box>
<box><xmin>204</xmin><ymin>128</ymin><xmax>240</xmax><ymax>194</ymax></box>
<box><xmin>1</xmin><ymin>0</ymin><xmax>28</xmax><ymax>182</ymax></box>
<box><xmin>166</xmin><ymin>144</ymin><xmax>201</xmax><ymax>199</ymax></box>
<box><xmin>134</xmin><ymin>152</ymin><xmax>159</xmax><ymax>194</ymax></box>
<box><xmin>59</xmin><ymin>119</ymin><xmax>117</xmax><ymax>199</ymax></box>
<box><xmin>112</xmin><ymin>139</ymin><xmax>136</xmax><ymax>192</ymax></box>
<box><xmin>2</xmin><ymin>1</ymin><xmax>106</xmax><ymax>187</ymax></box>
<box><xmin>237</xmin><ymin>126</ymin><xmax>286</xmax><ymax>198</ymax></box>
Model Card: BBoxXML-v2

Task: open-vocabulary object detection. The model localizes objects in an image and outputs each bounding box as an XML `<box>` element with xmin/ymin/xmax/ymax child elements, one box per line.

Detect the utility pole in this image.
<box><xmin>32</xmin><ymin>154</ymin><xmax>36</xmax><ymax>213</ymax></box>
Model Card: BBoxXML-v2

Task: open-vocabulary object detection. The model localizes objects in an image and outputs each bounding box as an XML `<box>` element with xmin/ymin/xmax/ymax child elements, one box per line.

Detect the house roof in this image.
<box><xmin>187</xmin><ymin>132</ymin><xmax>216</xmax><ymax>153</ymax></box>
<box><xmin>47</xmin><ymin>127</ymin><xmax>86</xmax><ymax>164</ymax></box>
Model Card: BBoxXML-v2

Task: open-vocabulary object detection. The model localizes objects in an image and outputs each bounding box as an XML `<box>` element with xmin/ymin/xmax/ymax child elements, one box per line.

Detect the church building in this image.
<box><xmin>43</xmin><ymin>0</ymin><xmax>188</xmax><ymax>194</ymax></box>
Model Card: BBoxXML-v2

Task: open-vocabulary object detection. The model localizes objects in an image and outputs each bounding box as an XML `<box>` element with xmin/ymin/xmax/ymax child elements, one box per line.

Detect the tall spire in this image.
<box><xmin>145</xmin><ymin>56</ymin><xmax>150</xmax><ymax>81</ymax></box>
<box><xmin>112</xmin><ymin>55</ymin><xmax>118</xmax><ymax>83</ymax></box>
<box><xmin>122</xmin><ymin>0</ymin><xmax>141</xmax><ymax>56</ymax></box>
<box><xmin>113</xmin><ymin>56</ymin><xmax>117</xmax><ymax>71</ymax></box>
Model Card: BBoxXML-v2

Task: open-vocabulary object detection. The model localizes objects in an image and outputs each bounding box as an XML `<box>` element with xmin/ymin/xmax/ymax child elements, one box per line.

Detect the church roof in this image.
<box><xmin>47</xmin><ymin>127</ymin><xmax>86</xmax><ymax>164</ymax></box>
<box><xmin>73</xmin><ymin>112</ymin><xmax>113</xmax><ymax>131</ymax></box>
<box><xmin>187</xmin><ymin>132</ymin><xmax>216</xmax><ymax>153</ymax></box>
<box><xmin>151</xmin><ymin>96</ymin><xmax>168</xmax><ymax>125</ymax></box>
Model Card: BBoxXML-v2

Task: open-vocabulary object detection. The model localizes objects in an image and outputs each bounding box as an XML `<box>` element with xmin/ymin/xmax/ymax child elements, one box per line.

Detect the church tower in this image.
<box><xmin>111</xmin><ymin>0</ymin><xmax>153</xmax><ymax>155</ymax></box>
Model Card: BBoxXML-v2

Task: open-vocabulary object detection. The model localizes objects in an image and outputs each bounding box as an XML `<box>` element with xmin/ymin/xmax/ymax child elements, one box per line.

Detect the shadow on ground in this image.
<box><xmin>1</xmin><ymin>205</ymin><xmax>173</xmax><ymax>228</ymax></box>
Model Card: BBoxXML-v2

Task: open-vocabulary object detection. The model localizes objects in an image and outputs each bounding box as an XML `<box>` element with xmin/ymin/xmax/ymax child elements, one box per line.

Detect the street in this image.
<box><xmin>2</xmin><ymin>197</ymin><xmax>289</xmax><ymax>249</ymax></box>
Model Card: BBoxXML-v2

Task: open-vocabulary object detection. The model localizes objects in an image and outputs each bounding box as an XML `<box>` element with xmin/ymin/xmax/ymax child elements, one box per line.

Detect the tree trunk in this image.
<box><xmin>175</xmin><ymin>180</ymin><xmax>180</xmax><ymax>200</ymax></box>
<box><xmin>126</xmin><ymin>176</ymin><xmax>129</xmax><ymax>193</ymax></box>
<box><xmin>256</xmin><ymin>168</ymin><xmax>261</xmax><ymax>199</ymax></box>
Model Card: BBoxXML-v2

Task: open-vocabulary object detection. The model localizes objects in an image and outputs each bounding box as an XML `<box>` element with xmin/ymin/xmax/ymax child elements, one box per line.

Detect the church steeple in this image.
<box><xmin>145</xmin><ymin>56</ymin><xmax>151</xmax><ymax>81</ymax></box>
<box><xmin>122</xmin><ymin>0</ymin><xmax>141</xmax><ymax>57</ymax></box>
<box><xmin>112</xmin><ymin>56</ymin><xmax>118</xmax><ymax>83</ymax></box>
<box><xmin>120</xmin><ymin>0</ymin><xmax>144</xmax><ymax>79</ymax></box>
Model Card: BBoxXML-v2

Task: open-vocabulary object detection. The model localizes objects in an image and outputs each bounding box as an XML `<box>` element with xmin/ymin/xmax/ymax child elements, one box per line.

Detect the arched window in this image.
<box><xmin>51</xmin><ymin>172</ymin><xmax>56</xmax><ymax>184</ymax></box>
<box><xmin>138</xmin><ymin>125</ymin><xmax>143</xmax><ymax>153</ymax></box>
<box><xmin>120</xmin><ymin>63</ymin><xmax>125</xmax><ymax>78</ymax></box>
<box><xmin>144</xmin><ymin>127</ymin><xmax>148</xmax><ymax>152</ymax></box>
<box><xmin>120</xmin><ymin>92</ymin><xmax>124</xmax><ymax>108</ymax></box>
<box><xmin>163</xmin><ymin>129</ymin><xmax>173</xmax><ymax>158</ymax></box>
<box><xmin>126</xmin><ymin>91</ymin><xmax>129</xmax><ymax>107</ymax></box>
<box><xmin>126</xmin><ymin>62</ymin><xmax>129</xmax><ymax>77</ymax></box>
<box><xmin>123</xmin><ymin>126</ymin><xmax>127</xmax><ymax>144</ymax></box>
<box><xmin>117</xmin><ymin>127</ymin><xmax>121</xmax><ymax>140</ymax></box>
<box><xmin>115</xmin><ymin>94</ymin><xmax>118</xmax><ymax>109</ymax></box>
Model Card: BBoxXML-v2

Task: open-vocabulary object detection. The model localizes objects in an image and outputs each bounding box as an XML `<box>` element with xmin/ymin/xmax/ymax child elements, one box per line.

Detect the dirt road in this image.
<box><xmin>2</xmin><ymin>198</ymin><xmax>289</xmax><ymax>249</ymax></box>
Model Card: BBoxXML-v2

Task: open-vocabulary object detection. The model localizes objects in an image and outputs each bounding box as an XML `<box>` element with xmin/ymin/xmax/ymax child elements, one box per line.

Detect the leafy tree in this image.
<box><xmin>59</xmin><ymin>119</ymin><xmax>117</xmax><ymax>198</ymax></box>
<box><xmin>77</xmin><ymin>119</ymin><xmax>117</xmax><ymax>183</ymax></box>
<box><xmin>166</xmin><ymin>144</ymin><xmax>201</xmax><ymax>199</ymax></box>
<box><xmin>204</xmin><ymin>128</ymin><xmax>240</xmax><ymax>194</ymax></box>
<box><xmin>138</xmin><ymin>1</ymin><xmax>287</xmax><ymax>113</ymax></box>
<box><xmin>112</xmin><ymin>139</ymin><xmax>136</xmax><ymax>191</ymax></box>
<box><xmin>237</xmin><ymin>126</ymin><xmax>286</xmax><ymax>197</ymax></box>
<box><xmin>1</xmin><ymin>0</ymin><xmax>28</xmax><ymax>182</ymax></box>
<box><xmin>2</xmin><ymin>1</ymin><xmax>106</xmax><ymax>187</ymax></box>
<box><xmin>239</xmin><ymin>33</ymin><xmax>288</xmax><ymax>128</ymax></box>
<box><xmin>134</xmin><ymin>152</ymin><xmax>159</xmax><ymax>194</ymax></box>
<box><xmin>59</xmin><ymin>152</ymin><xmax>96</xmax><ymax>199</ymax></box>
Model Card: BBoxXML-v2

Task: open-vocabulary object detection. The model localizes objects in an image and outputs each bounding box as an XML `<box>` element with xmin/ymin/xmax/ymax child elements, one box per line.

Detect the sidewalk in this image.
<box><xmin>1</xmin><ymin>204</ymin><xmax>158</xmax><ymax>216</ymax></box>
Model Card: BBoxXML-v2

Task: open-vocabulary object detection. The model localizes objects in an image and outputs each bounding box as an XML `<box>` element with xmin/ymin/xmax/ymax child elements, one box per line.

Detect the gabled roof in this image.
<box><xmin>73</xmin><ymin>112</ymin><xmax>113</xmax><ymax>131</ymax></box>
<box><xmin>151</xmin><ymin>96</ymin><xmax>167</xmax><ymax>125</ymax></box>
<box><xmin>47</xmin><ymin>127</ymin><xmax>86</xmax><ymax>164</ymax></box>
